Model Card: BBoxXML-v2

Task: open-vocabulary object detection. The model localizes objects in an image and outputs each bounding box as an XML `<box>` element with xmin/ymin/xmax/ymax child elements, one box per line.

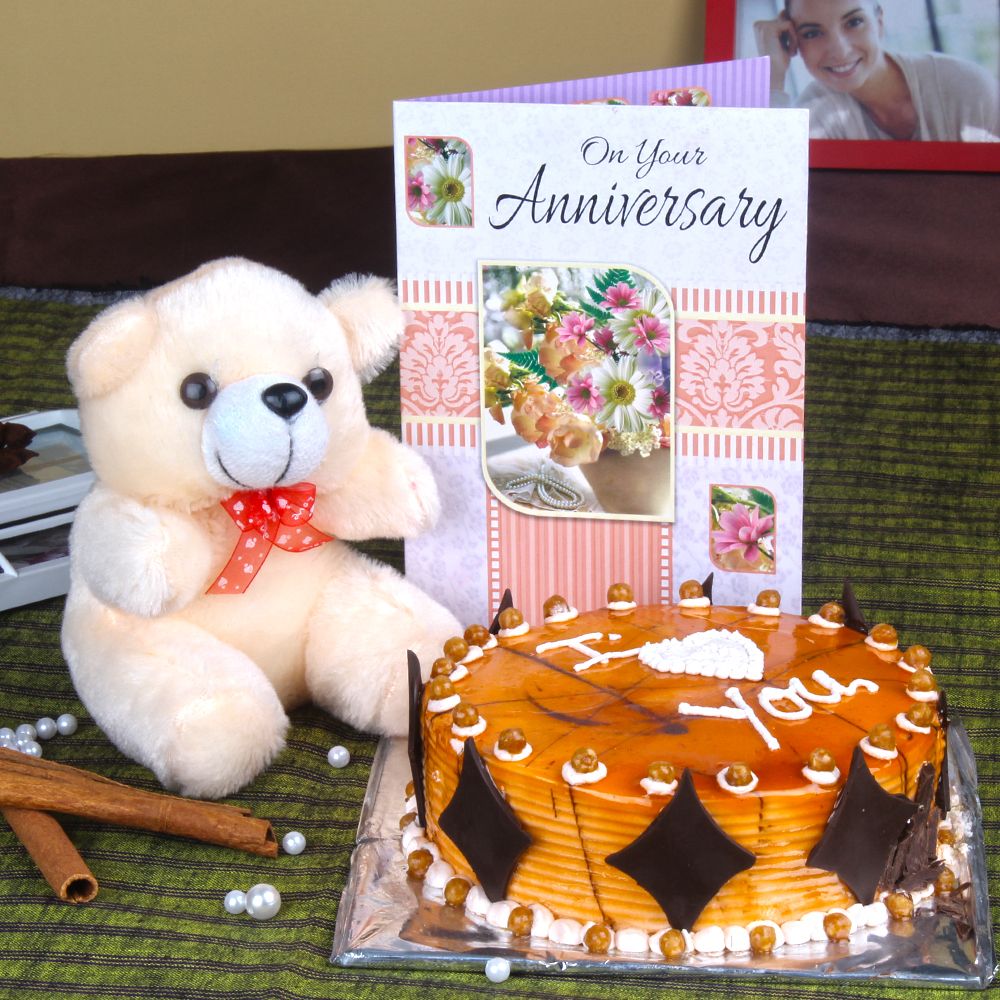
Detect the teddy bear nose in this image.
<box><xmin>262</xmin><ymin>382</ymin><xmax>308</xmax><ymax>420</ymax></box>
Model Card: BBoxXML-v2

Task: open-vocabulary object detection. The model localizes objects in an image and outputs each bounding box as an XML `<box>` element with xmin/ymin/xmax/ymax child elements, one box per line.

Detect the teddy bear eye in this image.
<box><xmin>303</xmin><ymin>367</ymin><xmax>333</xmax><ymax>402</ymax></box>
<box><xmin>179</xmin><ymin>372</ymin><xmax>218</xmax><ymax>410</ymax></box>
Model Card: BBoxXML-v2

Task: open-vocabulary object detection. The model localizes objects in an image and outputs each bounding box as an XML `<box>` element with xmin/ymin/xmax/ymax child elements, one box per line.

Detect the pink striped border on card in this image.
<box><xmin>676</xmin><ymin>430</ymin><xmax>802</xmax><ymax>463</ymax></box>
<box><xmin>487</xmin><ymin>495</ymin><xmax>669</xmax><ymax>621</ymax></box>
<box><xmin>403</xmin><ymin>420</ymin><xmax>478</xmax><ymax>450</ymax></box>
<box><xmin>399</xmin><ymin>277</ymin><xmax>477</xmax><ymax>310</ymax></box>
<box><xmin>671</xmin><ymin>286</ymin><xmax>803</xmax><ymax>319</ymax></box>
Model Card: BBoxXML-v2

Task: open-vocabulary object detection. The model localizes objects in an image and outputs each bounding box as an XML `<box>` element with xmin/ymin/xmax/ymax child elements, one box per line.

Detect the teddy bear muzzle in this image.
<box><xmin>199</xmin><ymin>373</ymin><xmax>330</xmax><ymax>490</ymax></box>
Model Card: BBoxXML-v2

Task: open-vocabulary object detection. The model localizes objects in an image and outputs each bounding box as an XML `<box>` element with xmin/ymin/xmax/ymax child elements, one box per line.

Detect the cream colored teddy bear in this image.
<box><xmin>61</xmin><ymin>258</ymin><xmax>460</xmax><ymax>798</ymax></box>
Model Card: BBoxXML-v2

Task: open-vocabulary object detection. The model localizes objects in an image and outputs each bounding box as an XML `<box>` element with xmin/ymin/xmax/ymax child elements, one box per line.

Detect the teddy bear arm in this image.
<box><xmin>72</xmin><ymin>488</ymin><xmax>214</xmax><ymax>617</ymax></box>
<box><xmin>314</xmin><ymin>427</ymin><xmax>441</xmax><ymax>541</ymax></box>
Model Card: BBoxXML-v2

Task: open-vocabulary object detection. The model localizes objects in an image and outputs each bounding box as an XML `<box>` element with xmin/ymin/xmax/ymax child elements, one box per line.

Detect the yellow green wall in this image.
<box><xmin>2</xmin><ymin>0</ymin><xmax>705</xmax><ymax>156</ymax></box>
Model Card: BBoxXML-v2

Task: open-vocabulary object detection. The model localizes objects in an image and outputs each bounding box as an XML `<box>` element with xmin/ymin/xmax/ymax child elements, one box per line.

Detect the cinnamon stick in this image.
<box><xmin>2</xmin><ymin>806</ymin><xmax>98</xmax><ymax>902</ymax></box>
<box><xmin>0</xmin><ymin>750</ymin><xmax>277</xmax><ymax>857</ymax></box>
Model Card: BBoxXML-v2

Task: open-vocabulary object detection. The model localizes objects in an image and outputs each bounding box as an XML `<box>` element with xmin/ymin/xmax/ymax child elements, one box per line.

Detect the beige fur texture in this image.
<box><xmin>61</xmin><ymin>258</ymin><xmax>460</xmax><ymax>798</ymax></box>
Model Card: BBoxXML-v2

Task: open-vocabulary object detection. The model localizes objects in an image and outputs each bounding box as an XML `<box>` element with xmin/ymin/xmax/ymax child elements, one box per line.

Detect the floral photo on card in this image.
<box><xmin>404</xmin><ymin>136</ymin><xmax>473</xmax><ymax>227</ymax></box>
<box><xmin>709</xmin><ymin>484</ymin><xmax>775</xmax><ymax>574</ymax></box>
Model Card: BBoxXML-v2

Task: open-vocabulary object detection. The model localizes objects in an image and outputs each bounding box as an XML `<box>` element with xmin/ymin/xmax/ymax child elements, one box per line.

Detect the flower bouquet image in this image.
<box><xmin>709</xmin><ymin>485</ymin><xmax>775</xmax><ymax>574</ymax></box>
<box><xmin>404</xmin><ymin>136</ymin><xmax>473</xmax><ymax>227</ymax></box>
<box><xmin>481</xmin><ymin>264</ymin><xmax>673</xmax><ymax>518</ymax></box>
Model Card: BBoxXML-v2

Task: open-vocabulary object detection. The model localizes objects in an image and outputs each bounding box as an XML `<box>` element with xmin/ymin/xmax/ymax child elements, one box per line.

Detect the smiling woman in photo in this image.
<box><xmin>754</xmin><ymin>0</ymin><xmax>999</xmax><ymax>141</ymax></box>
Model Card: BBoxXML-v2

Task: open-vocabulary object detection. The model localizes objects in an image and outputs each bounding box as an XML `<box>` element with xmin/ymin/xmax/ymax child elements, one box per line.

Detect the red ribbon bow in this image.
<box><xmin>207</xmin><ymin>483</ymin><xmax>333</xmax><ymax>595</ymax></box>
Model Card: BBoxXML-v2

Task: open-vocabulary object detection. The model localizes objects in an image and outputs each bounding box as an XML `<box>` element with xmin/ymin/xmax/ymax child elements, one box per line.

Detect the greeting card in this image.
<box><xmin>394</xmin><ymin>60</ymin><xmax>809</xmax><ymax>626</ymax></box>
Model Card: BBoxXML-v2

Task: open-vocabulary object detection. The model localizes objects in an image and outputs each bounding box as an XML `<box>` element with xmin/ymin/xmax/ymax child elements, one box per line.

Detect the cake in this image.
<box><xmin>400</xmin><ymin>579</ymin><xmax>964</xmax><ymax>958</ymax></box>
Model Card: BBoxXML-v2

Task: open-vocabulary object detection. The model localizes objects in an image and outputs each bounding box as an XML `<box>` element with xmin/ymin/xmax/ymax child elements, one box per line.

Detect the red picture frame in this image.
<box><xmin>704</xmin><ymin>0</ymin><xmax>1000</xmax><ymax>172</ymax></box>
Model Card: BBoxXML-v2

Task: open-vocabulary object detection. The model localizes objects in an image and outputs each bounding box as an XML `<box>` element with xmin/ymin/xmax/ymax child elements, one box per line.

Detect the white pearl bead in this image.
<box><xmin>484</xmin><ymin>957</ymin><xmax>511</xmax><ymax>983</ymax></box>
<box><xmin>35</xmin><ymin>718</ymin><xmax>57</xmax><ymax>741</ymax></box>
<box><xmin>281</xmin><ymin>831</ymin><xmax>307</xmax><ymax>855</ymax></box>
<box><xmin>0</xmin><ymin>728</ymin><xmax>14</xmax><ymax>741</ymax></box>
<box><xmin>15</xmin><ymin>724</ymin><xmax>36</xmax><ymax>742</ymax></box>
<box><xmin>0</xmin><ymin>734</ymin><xmax>15</xmax><ymax>749</ymax></box>
<box><xmin>18</xmin><ymin>740</ymin><xmax>42</xmax><ymax>757</ymax></box>
<box><xmin>327</xmin><ymin>745</ymin><xmax>350</xmax><ymax>768</ymax></box>
<box><xmin>56</xmin><ymin>714</ymin><xmax>78</xmax><ymax>736</ymax></box>
<box><xmin>223</xmin><ymin>890</ymin><xmax>247</xmax><ymax>914</ymax></box>
<box><xmin>245</xmin><ymin>883</ymin><xmax>281</xmax><ymax>920</ymax></box>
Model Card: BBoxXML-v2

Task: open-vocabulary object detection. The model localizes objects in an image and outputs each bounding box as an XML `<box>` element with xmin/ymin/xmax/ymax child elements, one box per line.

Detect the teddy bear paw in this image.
<box><xmin>156</xmin><ymin>692</ymin><xmax>289</xmax><ymax>799</ymax></box>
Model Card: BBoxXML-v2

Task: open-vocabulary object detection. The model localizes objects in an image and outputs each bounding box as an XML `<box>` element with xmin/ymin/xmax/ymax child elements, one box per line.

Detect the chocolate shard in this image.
<box><xmin>840</xmin><ymin>579</ymin><xmax>869</xmax><ymax>634</ymax></box>
<box><xmin>406</xmin><ymin>650</ymin><xmax>427</xmax><ymax>828</ymax></box>
<box><xmin>881</xmin><ymin>762</ymin><xmax>941</xmax><ymax>894</ymax></box>
<box><xmin>807</xmin><ymin>745</ymin><xmax>919</xmax><ymax>904</ymax></box>
<box><xmin>935</xmin><ymin>690</ymin><xmax>951</xmax><ymax>815</ymax></box>
<box><xmin>438</xmin><ymin>738</ymin><xmax>531</xmax><ymax>901</ymax></box>
<box><xmin>700</xmin><ymin>572</ymin><xmax>714</xmax><ymax>603</ymax></box>
<box><xmin>489</xmin><ymin>589</ymin><xmax>514</xmax><ymax>635</ymax></box>
<box><xmin>605</xmin><ymin>768</ymin><xmax>754</xmax><ymax>931</ymax></box>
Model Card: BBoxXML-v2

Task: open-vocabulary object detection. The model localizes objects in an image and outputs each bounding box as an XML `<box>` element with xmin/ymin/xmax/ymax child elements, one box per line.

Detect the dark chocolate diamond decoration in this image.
<box><xmin>489</xmin><ymin>588</ymin><xmax>514</xmax><ymax>635</ymax></box>
<box><xmin>936</xmin><ymin>690</ymin><xmax>951</xmax><ymax>815</ymax></box>
<box><xmin>700</xmin><ymin>572</ymin><xmax>714</xmax><ymax>603</ymax></box>
<box><xmin>438</xmin><ymin>737</ymin><xmax>531</xmax><ymax>901</ymax></box>
<box><xmin>605</xmin><ymin>768</ymin><xmax>754</xmax><ymax>930</ymax></box>
<box><xmin>406</xmin><ymin>650</ymin><xmax>426</xmax><ymax>828</ymax></box>
<box><xmin>841</xmin><ymin>579</ymin><xmax>869</xmax><ymax>634</ymax></box>
<box><xmin>807</xmin><ymin>745</ymin><xmax>918</xmax><ymax>904</ymax></box>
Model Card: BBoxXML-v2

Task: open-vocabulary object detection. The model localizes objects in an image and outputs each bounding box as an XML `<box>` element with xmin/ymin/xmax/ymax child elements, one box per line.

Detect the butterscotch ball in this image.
<box><xmin>648</xmin><ymin>761</ymin><xmax>677</xmax><ymax>784</ymax></box>
<box><xmin>406</xmin><ymin>848</ymin><xmax>433</xmax><ymax>880</ymax></box>
<box><xmin>464</xmin><ymin>624</ymin><xmax>491</xmax><ymax>647</ymax></box>
<box><xmin>678</xmin><ymin>579</ymin><xmax>703</xmax><ymax>600</ymax></box>
<box><xmin>906</xmin><ymin>702</ymin><xmax>936</xmax><ymax>727</ymax></box>
<box><xmin>868</xmin><ymin>722</ymin><xmax>896</xmax><ymax>751</ymax></box>
<box><xmin>508</xmin><ymin>905</ymin><xmax>534</xmax><ymax>936</ymax></box>
<box><xmin>498</xmin><ymin>728</ymin><xmax>527</xmax><ymax>755</ymax></box>
<box><xmin>818</xmin><ymin>601</ymin><xmax>846</xmax><ymax>624</ymax></box>
<box><xmin>749</xmin><ymin>924</ymin><xmax>777</xmax><ymax>955</ymax></box>
<box><xmin>405</xmin><ymin>780</ymin><xmax>415</xmax><ymax>798</ymax></box>
<box><xmin>935</xmin><ymin>866</ymin><xmax>958</xmax><ymax>895</ymax></box>
<box><xmin>427</xmin><ymin>676</ymin><xmax>455</xmax><ymax>701</ymax></box>
<box><xmin>938</xmin><ymin>827</ymin><xmax>956</xmax><ymax>846</ymax></box>
<box><xmin>659</xmin><ymin>928</ymin><xmax>686</xmax><ymax>959</ymax></box>
<box><xmin>908</xmin><ymin>668</ymin><xmax>938</xmax><ymax>693</ymax></box>
<box><xmin>543</xmin><ymin>594</ymin><xmax>571</xmax><ymax>617</ymax></box>
<box><xmin>824</xmin><ymin>912</ymin><xmax>852</xmax><ymax>941</ymax></box>
<box><xmin>498</xmin><ymin>607</ymin><xmax>524</xmax><ymax>630</ymax></box>
<box><xmin>571</xmin><ymin>748</ymin><xmax>600</xmax><ymax>774</ymax></box>
<box><xmin>452</xmin><ymin>702</ymin><xmax>479</xmax><ymax>728</ymax></box>
<box><xmin>870</xmin><ymin>623</ymin><xmax>898</xmax><ymax>646</ymax></box>
<box><xmin>443</xmin><ymin>876</ymin><xmax>470</xmax><ymax>908</ymax></box>
<box><xmin>725</xmin><ymin>762</ymin><xmax>753</xmax><ymax>786</ymax></box>
<box><xmin>398</xmin><ymin>811</ymin><xmax>416</xmax><ymax>830</ymax></box>
<box><xmin>755</xmin><ymin>589</ymin><xmax>781</xmax><ymax>608</ymax></box>
<box><xmin>885</xmin><ymin>891</ymin><xmax>914</xmax><ymax>920</ymax></box>
<box><xmin>430</xmin><ymin>656</ymin><xmax>455</xmax><ymax>678</ymax></box>
<box><xmin>584</xmin><ymin>923</ymin><xmax>612</xmax><ymax>953</ymax></box>
<box><xmin>807</xmin><ymin>748</ymin><xmax>836</xmax><ymax>772</ymax></box>
<box><xmin>443</xmin><ymin>636</ymin><xmax>470</xmax><ymax>662</ymax></box>
<box><xmin>608</xmin><ymin>582</ymin><xmax>634</xmax><ymax>603</ymax></box>
<box><xmin>902</xmin><ymin>644</ymin><xmax>932</xmax><ymax>669</ymax></box>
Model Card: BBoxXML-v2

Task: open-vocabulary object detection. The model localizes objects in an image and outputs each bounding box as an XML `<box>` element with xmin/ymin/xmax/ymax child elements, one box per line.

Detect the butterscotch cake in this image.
<box><xmin>401</xmin><ymin>580</ymin><xmax>963</xmax><ymax>958</ymax></box>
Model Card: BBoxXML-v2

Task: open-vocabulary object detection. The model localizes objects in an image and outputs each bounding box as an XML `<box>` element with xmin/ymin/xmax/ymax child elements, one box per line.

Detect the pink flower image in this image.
<box><xmin>555</xmin><ymin>311</ymin><xmax>594</xmax><ymax>348</ymax></box>
<box><xmin>407</xmin><ymin>171</ymin><xmax>435</xmax><ymax>213</ymax></box>
<box><xmin>650</xmin><ymin>385</ymin><xmax>670</xmax><ymax>418</ymax></box>
<box><xmin>601</xmin><ymin>282</ymin><xmax>641</xmax><ymax>311</ymax></box>
<box><xmin>710</xmin><ymin>503</ymin><xmax>774</xmax><ymax>564</ymax></box>
<box><xmin>631</xmin><ymin>314</ymin><xmax>671</xmax><ymax>354</ymax></box>
<box><xmin>593</xmin><ymin>326</ymin><xmax>616</xmax><ymax>353</ymax></box>
<box><xmin>566</xmin><ymin>372</ymin><xmax>604</xmax><ymax>415</ymax></box>
<box><xmin>548</xmin><ymin>414</ymin><xmax>603</xmax><ymax>467</ymax></box>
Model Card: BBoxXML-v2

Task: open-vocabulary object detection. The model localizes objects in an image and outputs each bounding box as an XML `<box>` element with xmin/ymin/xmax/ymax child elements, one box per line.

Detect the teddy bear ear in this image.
<box><xmin>320</xmin><ymin>274</ymin><xmax>403</xmax><ymax>384</ymax></box>
<box><xmin>67</xmin><ymin>297</ymin><xmax>157</xmax><ymax>400</ymax></box>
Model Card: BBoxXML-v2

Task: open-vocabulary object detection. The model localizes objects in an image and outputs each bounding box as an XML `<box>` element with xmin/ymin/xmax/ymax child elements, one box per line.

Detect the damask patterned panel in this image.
<box><xmin>400</xmin><ymin>310</ymin><xmax>480</xmax><ymax>417</ymax></box>
<box><xmin>674</xmin><ymin>319</ymin><xmax>805</xmax><ymax>431</ymax></box>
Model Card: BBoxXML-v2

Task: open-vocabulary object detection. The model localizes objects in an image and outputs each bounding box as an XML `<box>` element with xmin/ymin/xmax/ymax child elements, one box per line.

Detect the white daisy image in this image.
<box><xmin>593</xmin><ymin>356</ymin><xmax>656</xmax><ymax>433</ymax></box>
<box><xmin>423</xmin><ymin>151</ymin><xmax>472</xmax><ymax>226</ymax></box>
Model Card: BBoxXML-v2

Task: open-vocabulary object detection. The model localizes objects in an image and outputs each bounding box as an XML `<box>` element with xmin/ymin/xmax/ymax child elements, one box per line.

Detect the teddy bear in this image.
<box><xmin>61</xmin><ymin>258</ymin><xmax>461</xmax><ymax>798</ymax></box>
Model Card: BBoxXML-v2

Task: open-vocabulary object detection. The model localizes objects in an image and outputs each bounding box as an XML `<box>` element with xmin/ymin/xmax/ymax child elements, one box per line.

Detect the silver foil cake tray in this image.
<box><xmin>331</xmin><ymin>721</ymin><xmax>994</xmax><ymax>989</ymax></box>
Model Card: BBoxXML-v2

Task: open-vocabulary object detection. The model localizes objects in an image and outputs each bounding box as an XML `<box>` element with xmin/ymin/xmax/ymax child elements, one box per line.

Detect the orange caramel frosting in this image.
<box><xmin>418</xmin><ymin>601</ymin><xmax>944</xmax><ymax>933</ymax></box>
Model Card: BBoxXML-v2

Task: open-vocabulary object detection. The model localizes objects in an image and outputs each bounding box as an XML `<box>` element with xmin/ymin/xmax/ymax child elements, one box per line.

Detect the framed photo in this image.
<box><xmin>705</xmin><ymin>0</ymin><xmax>1000</xmax><ymax>171</ymax></box>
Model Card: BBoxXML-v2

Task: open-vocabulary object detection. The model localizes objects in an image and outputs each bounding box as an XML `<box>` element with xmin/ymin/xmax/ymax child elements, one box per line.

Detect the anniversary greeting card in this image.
<box><xmin>394</xmin><ymin>61</ymin><xmax>809</xmax><ymax>626</ymax></box>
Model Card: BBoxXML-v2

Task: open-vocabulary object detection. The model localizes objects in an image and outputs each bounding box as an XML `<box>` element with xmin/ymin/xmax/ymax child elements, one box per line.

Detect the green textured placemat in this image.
<box><xmin>0</xmin><ymin>297</ymin><xmax>996</xmax><ymax>998</ymax></box>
